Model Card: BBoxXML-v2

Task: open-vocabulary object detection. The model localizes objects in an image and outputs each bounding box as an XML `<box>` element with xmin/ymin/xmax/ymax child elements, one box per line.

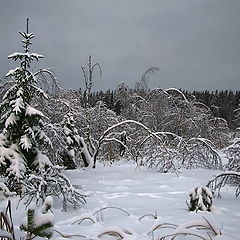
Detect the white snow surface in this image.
<box><xmin>1</xmin><ymin>163</ymin><xmax>239</xmax><ymax>240</ymax></box>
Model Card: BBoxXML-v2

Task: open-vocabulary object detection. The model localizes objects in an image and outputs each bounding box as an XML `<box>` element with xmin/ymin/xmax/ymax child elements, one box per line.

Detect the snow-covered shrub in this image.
<box><xmin>208</xmin><ymin>117</ymin><xmax>230</xmax><ymax>149</ymax></box>
<box><xmin>85</xmin><ymin>101</ymin><xmax>125</xmax><ymax>165</ymax></box>
<box><xmin>35</xmin><ymin>90</ymin><xmax>84</xmax><ymax>165</ymax></box>
<box><xmin>116</xmin><ymin>86</ymin><xmax>230</xmax><ymax>148</ymax></box>
<box><xmin>20</xmin><ymin>165</ymin><xmax>87</xmax><ymax>209</ymax></box>
<box><xmin>187</xmin><ymin>186</ymin><xmax>213</xmax><ymax>212</ymax></box>
<box><xmin>92</xmin><ymin>119</ymin><xmax>181</xmax><ymax>170</ymax></box>
<box><xmin>36</xmin><ymin>90</ymin><xmax>96</xmax><ymax>167</ymax></box>
<box><xmin>224</xmin><ymin>138</ymin><xmax>240</xmax><ymax>172</ymax></box>
<box><xmin>180</xmin><ymin>138</ymin><xmax>222</xmax><ymax>170</ymax></box>
<box><xmin>138</xmin><ymin>132</ymin><xmax>182</xmax><ymax>173</ymax></box>
<box><xmin>20</xmin><ymin>196</ymin><xmax>54</xmax><ymax>239</ymax></box>
<box><xmin>39</xmin><ymin>90</ymin><xmax>78</xmax><ymax>124</ymax></box>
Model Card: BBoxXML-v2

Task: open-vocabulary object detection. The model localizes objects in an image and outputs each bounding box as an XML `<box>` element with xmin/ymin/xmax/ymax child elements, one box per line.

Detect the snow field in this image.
<box><xmin>59</xmin><ymin>165</ymin><xmax>239</xmax><ymax>240</ymax></box>
<box><xmin>2</xmin><ymin>164</ymin><xmax>240</xmax><ymax>240</ymax></box>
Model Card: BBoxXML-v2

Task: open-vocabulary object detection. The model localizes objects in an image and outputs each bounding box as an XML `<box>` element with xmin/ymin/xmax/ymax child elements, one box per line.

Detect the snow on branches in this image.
<box><xmin>20</xmin><ymin>165</ymin><xmax>87</xmax><ymax>210</ymax></box>
<box><xmin>0</xmin><ymin>20</ymin><xmax>87</xmax><ymax>208</ymax></box>
<box><xmin>207</xmin><ymin>139</ymin><xmax>240</xmax><ymax>198</ymax></box>
<box><xmin>0</xmin><ymin>27</ymin><xmax>51</xmax><ymax>182</ymax></box>
<box><xmin>180</xmin><ymin>138</ymin><xmax>222</xmax><ymax>170</ymax></box>
<box><xmin>61</xmin><ymin>112</ymin><xmax>93</xmax><ymax>168</ymax></box>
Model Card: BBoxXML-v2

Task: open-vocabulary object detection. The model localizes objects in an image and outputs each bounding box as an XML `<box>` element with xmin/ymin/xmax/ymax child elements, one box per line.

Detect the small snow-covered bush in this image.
<box><xmin>20</xmin><ymin>196</ymin><xmax>54</xmax><ymax>239</ymax></box>
<box><xmin>187</xmin><ymin>186</ymin><xmax>213</xmax><ymax>212</ymax></box>
<box><xmin>20</xmin><ymin>165</ymin><xmax>87</xmax><ymax>209</ymax></box>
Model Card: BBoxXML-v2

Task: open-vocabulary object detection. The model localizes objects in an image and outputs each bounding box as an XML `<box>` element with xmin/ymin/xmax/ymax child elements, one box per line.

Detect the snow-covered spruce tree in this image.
<box><xmin>62</xmin><ymin>112</ymin><xmax>93</xmax><ymax>168</ymax></box>
<box><xmin>187</xmin><ymin>186</ymin><xmax>213</xmax><ymax>212</ymax></box>
<box><xmin>36</xmin><ymin>89</ymin><xmax>94</xmax><ymax>168</ymax></box>
<box><xmin>0</xmin><ymin>20</ymin><xmax>87</xmax><ymax>208</ymax></box>
<box><xmin>0</xmin><ymin>20</ymin><xmax>51</xmax><ymax>192</ymax></box>
<box><xmin>61</xmin><ymin>113</ymin><xmax>78</xmax><ymax>169</ymax></box>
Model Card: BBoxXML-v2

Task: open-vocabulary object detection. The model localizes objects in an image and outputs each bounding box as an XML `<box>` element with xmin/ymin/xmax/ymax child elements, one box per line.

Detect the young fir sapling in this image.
<box><xmin>61</xmin><ymin>112</ymin><xmax>93</xmax><ymax>168</ymax></box>
<box><xmin>0</xmin><ymin>18</ymin><xmax>50</xmax><ymax>192</ymax></box>
<box><xmin>187</xmin><ymin>186</ymin><xmax>213</xmax><ymax>212</ymax></box>
<box><xmin>0</xmin><ymin>19</ymin><xmax>87</xmax><ymax>208</ymax></box>
<box><xmin>20</xmin><ymin>196</ymin><xmax>54</xmax><ymax>239</ymax></box>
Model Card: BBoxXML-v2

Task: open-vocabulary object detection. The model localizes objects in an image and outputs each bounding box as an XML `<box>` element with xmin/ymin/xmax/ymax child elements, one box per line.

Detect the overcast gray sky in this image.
<box><xmin>0</xmin><ymin>0</ymin><xmax>240</xmax><ymax>91</ymax></box>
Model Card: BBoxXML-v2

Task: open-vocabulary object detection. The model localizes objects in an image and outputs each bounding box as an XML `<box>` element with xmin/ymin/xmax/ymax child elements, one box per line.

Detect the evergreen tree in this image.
<box><xmin>0</xmin><ymin>19</ymin><xmax>51</xmax><ymax>191</ymax></box>
<box><xmin>188</xmin><ymin>186</ymin><xmax>213</xmax><ymax>212</ymax></box>
<box><xmin>62</xmin><ymin>112</ymin><xmax>92</xmax><ymax>168</ymax></box>
<box><xmin>0</xmin><ymin>20</ymin><xmax>87</xmax><ymax>207</ymax></box>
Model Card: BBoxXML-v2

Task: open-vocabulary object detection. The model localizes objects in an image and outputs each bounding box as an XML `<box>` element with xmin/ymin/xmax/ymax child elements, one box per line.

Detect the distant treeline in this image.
<box><xmin>80</xmin><ymin>88</ymin><xmax>240</xmax><ymax>129</ymax></box>
<box><xmin>185</xmin><ymin>90</ymin><xmax>240</xmax><ymax>129</ymax></box>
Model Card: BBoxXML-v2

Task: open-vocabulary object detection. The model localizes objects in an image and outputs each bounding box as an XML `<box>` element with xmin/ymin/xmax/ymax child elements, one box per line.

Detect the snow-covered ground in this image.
<box><xmin>1</xmin><ymin>163</ymin><xmax>240</xmax><ymax>240</ymax></box>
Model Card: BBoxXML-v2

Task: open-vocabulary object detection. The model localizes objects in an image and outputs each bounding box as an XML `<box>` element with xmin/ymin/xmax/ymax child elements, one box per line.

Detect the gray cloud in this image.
<box><xmin>0</xmin><ymin>0</ymin><xmax>240</xmax><ymax>91</ymax></box>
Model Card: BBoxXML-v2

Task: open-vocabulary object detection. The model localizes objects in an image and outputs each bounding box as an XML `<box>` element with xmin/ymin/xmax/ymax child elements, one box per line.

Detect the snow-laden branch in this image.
<box><xmin>207</xmin><ymin>171</ymin><xmax>240</xmax><ymax>197</ymax></box>
<box><xmin>93</xmin><ymin>119</ymin><xmax>167</xmax><ymax>168</ymax></box>
<box><xmin>164</xmin><ymin>87</ymin><xmax>189</xmax><ymax>103</ymax></box>
<box><xmin>181</xmin><ymin>137</ymin><xmax>222</xmax><ymax>170</ymax></box>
